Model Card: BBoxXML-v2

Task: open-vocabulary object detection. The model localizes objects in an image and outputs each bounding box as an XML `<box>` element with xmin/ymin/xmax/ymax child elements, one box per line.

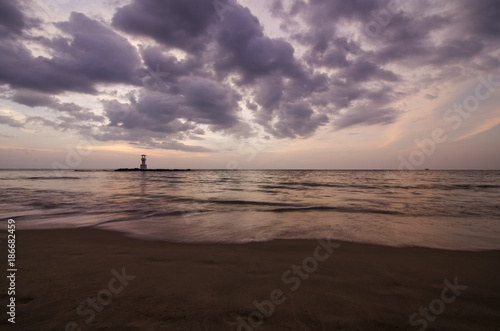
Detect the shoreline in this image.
<box><xmin>17</xmin><ymin>224</ymin><xmax>500</xmax><ymax>252</ymax></box>
<box><xmin>3</xmin><ymin>227</ymin><xmax>500</xmax><ymax>330</ymax></box>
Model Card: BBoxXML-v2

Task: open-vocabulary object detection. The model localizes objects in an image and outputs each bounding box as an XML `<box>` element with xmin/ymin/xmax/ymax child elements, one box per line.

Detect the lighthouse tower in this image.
<box><xmin>140</xmin><ymin>154</ymin><xmax>147</xmax><ymax>170</ymax></box>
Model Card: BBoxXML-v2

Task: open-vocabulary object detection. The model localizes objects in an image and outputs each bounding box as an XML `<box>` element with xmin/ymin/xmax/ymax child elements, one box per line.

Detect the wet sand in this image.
<box><xmin>3</xmin><ymin>228</ymin><xmax>500</xmax><ymax>330</ymax></box>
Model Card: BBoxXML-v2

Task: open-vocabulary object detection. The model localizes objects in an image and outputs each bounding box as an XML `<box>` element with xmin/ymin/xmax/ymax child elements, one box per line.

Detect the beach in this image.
<box><xmin>4</xmin><ymin>228</ymin><xmax>500</xmax><ymax>330</ymax></box>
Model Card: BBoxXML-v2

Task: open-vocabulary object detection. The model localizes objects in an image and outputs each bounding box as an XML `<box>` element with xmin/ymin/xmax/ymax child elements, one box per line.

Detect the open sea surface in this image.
<box><xmin>1</xmin><ymin>170</ymin><xmax>499</xmax><ymax>250</ymax></box>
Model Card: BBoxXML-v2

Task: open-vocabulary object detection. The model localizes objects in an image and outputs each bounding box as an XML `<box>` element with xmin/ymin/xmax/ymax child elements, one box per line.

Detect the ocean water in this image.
<box><xmin>1</xmin><ymin>170</ymin><xmax>499</xmax><ymax>250</ymax></box>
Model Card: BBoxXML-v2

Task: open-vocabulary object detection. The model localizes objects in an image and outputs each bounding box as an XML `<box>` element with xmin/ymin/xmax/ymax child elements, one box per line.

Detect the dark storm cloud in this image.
<box><xmin>429</xmin><ymin>38</ymin><xmax>484</xmax><ymax>65</ymax></box>
<box><xmin>289</xmin><ymin>0</ymin><xmax>386</xmax><ymax>45</ymax></box>
<box><xmin>105</xmin><ymin>76</ymin><xmax>243</xmax><ymax>131</ymax></box>
<box><xmin>141</xmin><ymin>46</ymin><xmax>203</xmax><ymax>85</ymax></box>
<box><xmin>111</xmin><ymin>0</ymin><xmax>326</xmax><ymax>138</ymax></box>
<box><xmin>178</xmin><ymin>76</ymin><xmax>242</xmax><ymax>129</ymax></box>
<box><xmin>12</xmin><ymin>89</ymin><xmax>55</xmax><ymax>107</ymax></box>
<box><xmin>112</xmin><ymin>0</ymin><xmax>218</xmax><ymax>53</ymax></box>
<box><xmin>214</xmin><ymin>5</ymin><xmax>306</xmax><ymax>82</ymax></box>
<box><xmin>266</xmin><ymin>102</ymin><xmax>329</xmax><ymax>138</ymax></box>
<box><xmin>100</xmin><ymin>73</ymin><xmax>250</xmax><ymax>148</ymax></box>
<box><xmin>0</xmin><ymin>0</ymin><xmax>26</xmax><ymax>36</ymax></box>
<box><xmin>254</xmin><ymin>75</ymin><xmax>283</xmax><ymax>110</ymax></box>
<box><xmin>0</xmin><ymin>12</ymin><xmax>142</xmax><ymax>94</ymax></box>
<box><xmin>210</xmin><ymin>3</ymin><xmax>330</xmax><ymax>137</ymax></box>
<box><xmin>462</xmin><ymin>0</ymin><xmax>500</xmax><ymax>37</ymax></box>
<box><xmin>369</xmin><ymin>14</ymin><xmax>450</xmax><ymax>64</ymax></box>
<box><xmin>51</xmin><ymin>13</ymin><xmax>142</xmax><ymax>85</ymax></box>
<box><xmin>345</xmin><ymin>60</ymin><xmax>399</xmax><ymax>83</ymax></box>
<box><xmin>271</xmin><ymin>0</ymin><xmax>500</xmax><ymax>130</ymax></box>
<box><xmin>304</xmin><ymin>40</ymin><xmax>350</xmax><ymax>68</ymax></box>
<box><xmin>266</xmin><ymin>0</ymin><xmax>409</xmax><ymax>131</ymax></box>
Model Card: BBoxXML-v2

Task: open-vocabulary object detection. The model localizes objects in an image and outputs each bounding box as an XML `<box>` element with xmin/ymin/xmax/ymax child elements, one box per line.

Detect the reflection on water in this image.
<box><xmin>1</xmin><ymin>170</ymin><xmax>499</xmax><ymax>250</ymax></box>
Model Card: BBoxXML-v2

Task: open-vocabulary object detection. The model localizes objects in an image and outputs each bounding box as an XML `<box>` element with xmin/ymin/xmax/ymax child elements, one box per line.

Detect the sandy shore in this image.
<box><xmin>2</xmin><ymin>228</ymin><xmax>499</xmax><ymax>330</ymax></box>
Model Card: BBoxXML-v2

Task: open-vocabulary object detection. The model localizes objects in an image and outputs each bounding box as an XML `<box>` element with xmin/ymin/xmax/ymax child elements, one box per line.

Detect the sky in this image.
<box><xmin>0</xmin><ymin>0</ymin><xmax>499</xmax><ymax>170</ymax></box>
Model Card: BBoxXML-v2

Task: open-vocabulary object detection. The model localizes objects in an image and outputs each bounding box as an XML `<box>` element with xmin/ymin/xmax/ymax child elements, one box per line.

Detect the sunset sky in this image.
<box><xmin>0</xmin><ymin>0</ymin><xmax>499</xmax><ymax>169</ymax></box>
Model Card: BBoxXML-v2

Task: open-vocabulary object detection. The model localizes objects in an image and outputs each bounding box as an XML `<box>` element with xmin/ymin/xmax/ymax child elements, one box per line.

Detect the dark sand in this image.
<box><xmin>2</xmin><ymin>228</ymin><xmax>500</xmax><ymax>330</ymax></box>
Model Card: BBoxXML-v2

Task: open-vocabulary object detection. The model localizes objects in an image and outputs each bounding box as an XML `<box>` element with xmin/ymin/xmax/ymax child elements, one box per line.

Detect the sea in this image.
<box><xmin>1</xmin><ymin>169</ymin><xmax>499</xmax><ymax>251</ymax></box>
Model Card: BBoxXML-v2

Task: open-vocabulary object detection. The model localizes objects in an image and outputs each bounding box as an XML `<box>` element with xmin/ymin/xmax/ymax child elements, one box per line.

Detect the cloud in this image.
<box><xmin>0</xmin><ymin>114</ymin><xmax>23</xmax><ymax>128</ymax></box>
<box><xmin>12</xmin><ymin>89</ymin><xmax>104</xmax><ymax>122</ymax></box>
<box><xmin>334</xmin><ymin>106</ymin><xmax>398</xmax><ymax>129</ymax></box>
<box><xmin>0</xmin><ymin>12</ymin><xmax>142</xmax><ymax>94</ymax></box>
<box><xmin>2</xmin><ymin>0</ymin><xmax>500</xmax><ymax>153</ymax></box>
<box><xmin>0</xmin><ymin>0</ymin><xmax>33</xmax><ymax>37</ymax></box>
<box><xmin>214</xmin><ymin>5</ymin><xmax>306</xmax><ymax>82</ymax></box>
<box><xmin>270</xmin><ymin>0</ymin><xmax>500</xmax><ymax>131</ymax></box>
<box><xmin>99</xmin><ymin>75</ymin><xmax>250</xmax><ymax>151</ymax></box>
<box><xmin>51</xmin><ymin>13</ymin><xmax>142</xmax><ymax>85</ymax></box>
<box><xmin>140</xmin><ymin>45</ymin><xmax>202</xmax><ymax>86</ymax></box>
<box><xmin>267</xmin><ymin>102</ymin><xmax>329</xmax><ymax>138</ymax></box>
<box><xmin>112</xmin><ymin>0</ymin><xmax>218</xmax><ymax>54</ymax></box>
<box><xmin>97</xmin><ymin>115</ymin><xmax>213</xmax><ymax>153</ymax></box>
<box><xmin>111</xmin><ymin>0</ymin><xmax>327</xmax><ymax>139</ymax></box>
<box><xmin>344</xmin><ymin>60</ymin><xmax>400</xmax><ymax>83</ymax></box>
<box><xmin>105</xmin><ymin>74</ymin><xmax>244</xmax><ymax>131</ymax></box>
<box><xmin>12</xmin><ymin>89</ymin><xmax>55</xmax><ymax>107</ymax></box>
<box><xmin>178</xmin><ymin>76</ymin><xmax>242</xmax><ymax>129</ymax></box>
<box><xmin>113</xmin><ymin>0</ymin><xmax>414</xmax><ymax>137</ymax></box>
<box><xmin>460</xmin><ymin>0</ymin><xmax>500</xmax><ymax>38</ymax></box>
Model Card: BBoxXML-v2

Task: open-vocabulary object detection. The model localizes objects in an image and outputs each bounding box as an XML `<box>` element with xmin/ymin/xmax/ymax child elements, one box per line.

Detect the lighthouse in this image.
<box><xmin>140</xmin><ymin>154</ymin><xmax>147</xmax><ymax>170</ymax></box>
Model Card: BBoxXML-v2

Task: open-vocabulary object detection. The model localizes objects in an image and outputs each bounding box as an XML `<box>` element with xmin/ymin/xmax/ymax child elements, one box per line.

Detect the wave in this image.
<box><xmin>175</xmin><ymin>198</ymin><xmax>404</xmax><ymax>216</ymax></box>
<box><xmin>206</xmin><ymin>199</ymin><xmax>295</xmax><ymax>207</ymax></box>
<box><xmin>171</xmin><ymin>197</ymin><xmax>295</xmax><ymax>207</ymax></box>
<box><xmin>259</xmin><ymin>182</ymin><xmax>500</xmax><ymax>191</ymax></box>
<box><xmin>84</xmin><ymin>209</ymin><xmax>208</xmax><ymax>227</ymax></box>
<box><xmin>26</xmin><ymin>176</ymin><xmax>81</xmax><ymax>180</ymax></box>
<box><xmin>269</xmin><ymin>206</ymin><xmax>404</xmax><ymax>215</ymax></box>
